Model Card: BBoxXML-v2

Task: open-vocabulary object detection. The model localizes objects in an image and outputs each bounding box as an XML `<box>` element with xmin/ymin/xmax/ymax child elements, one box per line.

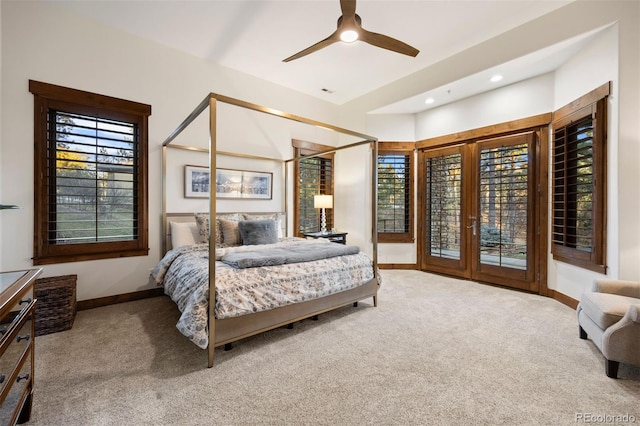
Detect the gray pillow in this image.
<box><xmin>238</xmin><ymin>219</ymin><xmax>278</xmax><ymax>245</ymax></box>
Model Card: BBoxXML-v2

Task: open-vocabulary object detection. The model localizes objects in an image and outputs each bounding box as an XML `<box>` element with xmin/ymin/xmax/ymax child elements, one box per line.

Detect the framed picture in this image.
<box><xmin>184</xmin><ymin>165</ymin><xmax>211</xmax><ymax>198</ymax></box>
<box><xmin>216</xmin><ymin>168</ymin><xmax>272</xmax><ymax>199</ymax></box>
<box><xmin>184</xmin><ymin>165</ymin><xmax>273</xmax><ymax>199</ymax></box>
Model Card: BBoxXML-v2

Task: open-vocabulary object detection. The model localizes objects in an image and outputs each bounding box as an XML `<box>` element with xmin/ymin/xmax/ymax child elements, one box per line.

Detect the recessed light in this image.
<box><xmin>425</xmin><ymin>97</ymin><xmax>435</xmax><ymax>104</ymax></box>
<box><xmin>490</xmin><ymin>74</ymin><xmax>503</xmax><ymax>82</ymax></box>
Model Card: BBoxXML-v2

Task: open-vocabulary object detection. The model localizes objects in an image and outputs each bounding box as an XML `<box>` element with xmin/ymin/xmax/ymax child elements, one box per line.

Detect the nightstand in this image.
<box><xmin>0</xmin><ymin>268</ymin><xmax>42</xmax><ymax>425</ymax></box>
<box><xmin>303</xmin><ymin>231</ymin><xmax>348</xmax><ymax>245</ymax></box>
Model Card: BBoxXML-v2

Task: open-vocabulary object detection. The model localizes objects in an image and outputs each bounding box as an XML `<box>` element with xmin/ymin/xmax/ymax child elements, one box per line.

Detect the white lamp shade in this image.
<box><xmin>314</xmin><ymin>194</ymin><xmax>333</xmax><ymax>209</ymax></box>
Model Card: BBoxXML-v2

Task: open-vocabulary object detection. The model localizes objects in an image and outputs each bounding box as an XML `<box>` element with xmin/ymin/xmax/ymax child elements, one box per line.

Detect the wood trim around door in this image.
<box><xmin>417</xmin><ymin>116</ymin><xmax>550</xmax><ymax>295</ymax></box>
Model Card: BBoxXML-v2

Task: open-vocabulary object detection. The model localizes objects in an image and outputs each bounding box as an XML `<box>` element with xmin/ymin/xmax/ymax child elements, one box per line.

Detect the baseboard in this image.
<box><xmin>77</xmin><ymin>287</ymin><xmax>164</xmax><ymax>311</ymax></box>
<box><xmin>378</xmin><ymin>263</ymin><xmax>418</xmax><ymax>270</ymax></box>
<box><xmin>550</xmin><ymin>289</ymin><xmax>579</xmax><ymax>310</ymax></box>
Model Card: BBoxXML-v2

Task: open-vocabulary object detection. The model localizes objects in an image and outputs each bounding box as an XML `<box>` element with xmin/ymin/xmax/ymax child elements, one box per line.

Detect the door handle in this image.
<box><xmin>467</xmin><ymin>221</ymin><xmax>476</xmax><ymax>236</ymax></box>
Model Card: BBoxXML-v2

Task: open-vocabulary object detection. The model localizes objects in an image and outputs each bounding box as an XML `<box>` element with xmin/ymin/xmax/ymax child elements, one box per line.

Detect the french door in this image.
<box><xmin>418</xmin><ymin>132</ymin><xmax>542</xmax><ymax>292</ymax></box>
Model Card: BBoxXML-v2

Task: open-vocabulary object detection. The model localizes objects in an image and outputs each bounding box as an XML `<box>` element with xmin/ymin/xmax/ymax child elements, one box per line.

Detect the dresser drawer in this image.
<box><xmin>0</xmin><ymin>317</ymin><xmax>32</xmax><ymax>398</ymax></box>
<box><xmin>0</xmin><ymin>351</ymin><xmax>32</xmax><ymax>426</ymax></box>
<box><xmin>0</xmin><ymin>288</ymin><xmax>34</xmax><ymax>338</ymax></box>
<box><xmin>0</xmin><ymin>268</ymin><xmax>41</xmax><ymax>426</ymax></box>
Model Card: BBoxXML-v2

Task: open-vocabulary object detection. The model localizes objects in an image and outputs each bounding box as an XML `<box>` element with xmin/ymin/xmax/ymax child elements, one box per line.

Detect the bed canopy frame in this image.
<box><xmin>161</xmin><ymin>93</ymin><xmax>379</xmax><ymax>367</ymax></box>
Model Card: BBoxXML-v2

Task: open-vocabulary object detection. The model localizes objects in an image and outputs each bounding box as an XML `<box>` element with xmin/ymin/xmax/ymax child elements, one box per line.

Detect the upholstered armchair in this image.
<box><xmin>577</xmin><ymin>279</ymin><xmax>640</xmax><ymax>378</ymax></box>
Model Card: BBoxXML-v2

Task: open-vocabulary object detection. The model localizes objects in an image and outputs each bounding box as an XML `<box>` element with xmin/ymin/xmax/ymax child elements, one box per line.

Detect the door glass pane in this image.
<box><xmin>479</xmin><ymin>143</ymin><xmax>528</xmax><ymax>270</ymax></box>
<box><xmin>426</xmin><ymin>153</ymin><xmax>462</xmax><ymax>260</ymax></box>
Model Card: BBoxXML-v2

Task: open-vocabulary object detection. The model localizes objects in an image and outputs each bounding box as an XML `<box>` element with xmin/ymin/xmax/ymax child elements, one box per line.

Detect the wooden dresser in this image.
<box><xmin>0</xmin><ymin>269</ymin><xmax>41</xmax><ymax>425</ymax></box>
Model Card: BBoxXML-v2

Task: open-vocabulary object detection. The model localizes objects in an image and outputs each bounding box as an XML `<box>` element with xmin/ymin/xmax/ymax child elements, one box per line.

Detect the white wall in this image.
<box><xmin>548</xmin><ymin>24</ymin><xmax>620</xmax><ymax>299</ymax></box>
<box><xmin>364</xmin><ymin>113</ymin><xmax>416</xmax><ymax>264</ymax></box>
<box><xmin>615</xmin><ymin>3</ymin><xmax>640</xmax><ymax>282</ymax></box>
<box><xmin>366</xmin><ymin>114</ymin><xmax>415</xmax><ymax>142</ymax></box>
<box><xmin>0</xmin><ymin>1</ymin><xmax>3</xmax><ymax>263</ymax></box>
<box><xmin>162</xmin><ymin>104</ymin><xmax>326</xmax><ymax>217</ymax></box>
<box><xmin>550</xmin><ymin>15</ymin><xmax>640</xmax><ymax>299</ymax></box>
<box><xmin>415</xmin><ymin>73</ymin><xmax>555</xmax><ymax>140</ymax></box>
<box><xmin>0</xmin><ymin>1</ymin><xmax>342</xmax><ymax>301</ymax></box>
<box><xmin>333</xmin><ymin>143</ymin><xmax>373</xmax><ymax>254</ymax></box>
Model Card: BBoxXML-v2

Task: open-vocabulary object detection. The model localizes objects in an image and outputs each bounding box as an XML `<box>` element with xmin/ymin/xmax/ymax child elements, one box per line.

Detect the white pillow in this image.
<box><xmin>170</xmin><ymin>221</ymin><xmax>199</xmax><ymax>248</ymax></box>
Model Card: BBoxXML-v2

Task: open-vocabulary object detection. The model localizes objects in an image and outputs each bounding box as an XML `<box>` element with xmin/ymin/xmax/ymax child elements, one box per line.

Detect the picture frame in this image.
<box><xmin>216</xmin><ymin>168</ymin><xmax>272</xmax><ymax>199</ymax></box>
<box><xmin>184</xmin><ymin>165</ymin><xmax>273</xmax><ymax>200</ymax></box>
<box><xmin>184</xmin><ymin>165</ymin><xmax>211</xmax><ymax>198</ymax></box>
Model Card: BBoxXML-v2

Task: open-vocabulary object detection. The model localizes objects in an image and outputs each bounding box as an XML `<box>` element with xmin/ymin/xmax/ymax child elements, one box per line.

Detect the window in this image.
<box><xmin>551</xmin><ymin>82</ymin><xmax>609</xmax><ymax>273</ymax></box>
<box><xmin>378</xmin><ymin>143</ymin><xmax>414</xmax><ymax>243</ymax></box>
<box><xmin>292</xmin><ymin>140</ymin><xmax>334</xmax><ymax>235</ymax></box>
<box><xmin>30</xmin><ymin>80</ymin><xmax>151</xmax><ymax>264</ymax></box>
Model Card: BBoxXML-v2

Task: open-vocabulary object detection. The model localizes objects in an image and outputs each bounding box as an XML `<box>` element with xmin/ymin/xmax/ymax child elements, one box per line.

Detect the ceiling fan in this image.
<box><xmin>283</xmin><ymin>0</ymin><xmax>420</xmax><ymax>62</ymax></box>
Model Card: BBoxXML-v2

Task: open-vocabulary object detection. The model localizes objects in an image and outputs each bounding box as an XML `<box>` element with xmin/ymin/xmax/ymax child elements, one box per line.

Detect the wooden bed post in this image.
<box><xmin>208</xmin><ymin>94</ymin><xmax>217</xmax><ymax>368</ymax></box>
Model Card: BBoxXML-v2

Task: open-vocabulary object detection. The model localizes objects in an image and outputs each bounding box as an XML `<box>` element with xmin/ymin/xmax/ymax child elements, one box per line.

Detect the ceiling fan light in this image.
<box><xmin>340</xmin><ymin>30</ymin><xmax>359</xmax><ymax>43</ymax></box>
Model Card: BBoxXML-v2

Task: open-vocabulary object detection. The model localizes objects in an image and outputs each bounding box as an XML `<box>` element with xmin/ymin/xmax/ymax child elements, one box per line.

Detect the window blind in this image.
<box><xmin>552</xmin><ymin>115</ymin><xmax>594</xmax><ymax>252</ymax></box>
<box><xmin>378</xmin><ymin>154</ymin><xmax>410</xmax><ymax>233</ymax></box>
<box><xmin>298</xmin><ymin>156</ymin><xmax>333</xmax><ymax>234</ymax></box>
<box><xmin>48</xmin><ymin>110</ymin><xmax>139</xmax><ymax>244</ymax></box>
<box><xmin>426</xmin><ymin>153</ymin><xmax>462</xmax><ymax>260</ymax></box>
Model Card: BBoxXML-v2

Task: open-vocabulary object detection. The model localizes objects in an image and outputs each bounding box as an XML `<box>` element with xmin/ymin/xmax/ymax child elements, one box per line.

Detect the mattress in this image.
<box><xmin>151</xmin><ymin>238</ymin><xmax>375</xmax><ymax>348</ymax></box>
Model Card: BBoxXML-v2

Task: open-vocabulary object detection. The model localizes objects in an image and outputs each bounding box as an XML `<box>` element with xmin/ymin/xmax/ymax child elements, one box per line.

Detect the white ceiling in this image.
<box><xmin>49</xmin><ymin>0</ymin><xmax>586</xmax><ymax>114</ymax></box>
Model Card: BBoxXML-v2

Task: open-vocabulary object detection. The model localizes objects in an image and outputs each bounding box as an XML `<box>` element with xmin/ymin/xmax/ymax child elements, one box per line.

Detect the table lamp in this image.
<box><xmin>314</xmin><ymin>194</ymin><xmax>333</xmax><ymax>234</ymax></box>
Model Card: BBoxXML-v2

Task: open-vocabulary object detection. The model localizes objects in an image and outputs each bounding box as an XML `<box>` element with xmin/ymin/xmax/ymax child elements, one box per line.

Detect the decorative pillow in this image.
<box><xmin>196</xmin><ymin>213</ymin><xmax>246</xmax><ymax>245</ymax></box>
<box><xmin>170</xmin><ymin>221</ymin><xmax>199</xmax><ymax>248</ymax></box>
<box><xmin>219</xmin><ymin>219</ymin><xmax>242</xmax><ymax>246</ymax></box>
<box><xmin>243</xmin><ymin>213</ymin><xmax>284</xmax><ymax>238</ymax></box>
<box><xmin>238</xmin><ymin>219</ymin><xmax>278</xmax><ymax>246</ymax></box>
<box><xmin>217</xmin><ymin>213</ymin><xmax>242</xmax><ymax>222</ymax></box>
<box><xmin>194</xmin><ymin>213</ymin><xmax>216</xmax><ymax>244</ymax></box>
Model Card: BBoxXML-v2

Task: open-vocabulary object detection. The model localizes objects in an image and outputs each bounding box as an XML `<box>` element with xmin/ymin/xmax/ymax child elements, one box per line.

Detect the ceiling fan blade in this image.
<box><xmin>359</xmin><ymin>29</ymin><xmax>419</xmax><ymax>57</ymax></box>
<box><xmin>340</xmin><ymin>0</ymin><xmax>357</xmax><ymax>19</ymax></box>
<box><xmin>283</xmin><ymin>0</ymin><xmax>419</xmax><ymax>62</ymax></box>
<box><xmin>282</xmin><ymin>31</ymin><xmax>340</xmax><ymax>62</ymax></box>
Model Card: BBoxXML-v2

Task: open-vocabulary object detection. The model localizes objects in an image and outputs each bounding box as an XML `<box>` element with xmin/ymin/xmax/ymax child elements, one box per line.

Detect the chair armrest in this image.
<box><xmin>602</xmin><ymin>304</ymin><xmax>640</xmax><ymax>364</ymax></box>
<box><xmin>591</xmin><ymin>279</ymin><xmax>640</xmax><ymax>298</ymax></box>
<box><xmin>627</xmin><ymin>304</ymin><xmax>640</xmax><ymax>324</ymax></box>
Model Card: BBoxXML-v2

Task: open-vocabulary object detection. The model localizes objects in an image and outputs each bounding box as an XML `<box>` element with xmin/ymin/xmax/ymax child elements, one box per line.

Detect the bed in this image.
<box><xmin>159</xmin><ymin>93</ymin><xmax>380</xmax><ymax>367</ymax></box>
<box><xmin>152</xmin><ymin>212</ymin><xmax>378</xmax><ymax>353</ymax></box>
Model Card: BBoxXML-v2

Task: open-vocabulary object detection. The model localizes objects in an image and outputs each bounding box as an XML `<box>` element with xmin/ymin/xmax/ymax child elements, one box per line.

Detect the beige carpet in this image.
<box><xmin>30</xmin><ymin>270</ymin><xmax>640</xmax><ymax>425</ymax></box>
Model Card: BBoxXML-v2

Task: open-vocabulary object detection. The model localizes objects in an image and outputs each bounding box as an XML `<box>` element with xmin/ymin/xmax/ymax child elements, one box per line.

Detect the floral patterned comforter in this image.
<box><xmin>150</xmin><ymin>238</ymin><xmax>376</xmax><ymax>349</ymax></box>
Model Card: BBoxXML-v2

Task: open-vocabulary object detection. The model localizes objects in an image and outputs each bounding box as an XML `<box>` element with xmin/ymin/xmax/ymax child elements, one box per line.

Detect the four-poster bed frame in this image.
<box><xmin>161</xmin><ymin>93</ymin><xmax>379</xmax><ymax>367</ymax></box>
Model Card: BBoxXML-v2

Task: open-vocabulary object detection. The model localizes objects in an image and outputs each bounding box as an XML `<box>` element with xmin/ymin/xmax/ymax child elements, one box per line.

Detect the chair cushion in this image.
<box><xmin>580</xmin><ymin>291</ymin><xmax>640</xmax><ymax>329</ymax></box>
